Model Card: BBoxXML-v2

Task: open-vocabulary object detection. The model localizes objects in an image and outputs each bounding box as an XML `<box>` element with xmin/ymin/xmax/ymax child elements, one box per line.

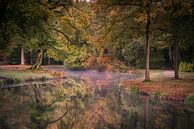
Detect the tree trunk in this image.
<box><xmin>32</xmin><ymin>49</ymin><xmax>45</xmax><ymax>69</ymax></box>
<box><xmin>21</xmin><ymin>46</ymin><xmax>25</xmax><ymax>65</ymax></box>
<box><xmin>144</xmin><ymin>96</ymin><xmax>149</xmax><ymax>129</ymax></box>
<box><xmin>171</xmin><ymin>110</ymin><xmax>176</xmax><ymax>129</ymax></box>
<box><xmin>145</xmin><ymin>9</ymin><xmax>151</xmax><ymax>81</ymax></box>
<box><xmin>3</xmin><ymin>55</ymin><xmax>7</xmax><ymax>64</ymax></box>
<box><xmin>33</xmin><ymin>85</ymin><xmax>43</xmax><ymax>107</ymax></box>
<box><xmin>30</xmin><ymin>50</ymin><xmax>33</xmax><ymax>65</ymax></box>
<box><xmin>128</xmin><ymin>59</ymin><xmax>131</xmax><ymax>67</ymax></box>
<box><xmin>169</xmin><ymin>47</ymin><xmax>174</xmax><ymax>68</ymax></box>
<box><xmin>173</xmin><ymin>41</ymin><xmax>179</xmax><ymax>79</ymax></box>
<box><xmin>48</xmin><ymin>57</ymin><xmax>50</xmax><ymax>65</ymax></box>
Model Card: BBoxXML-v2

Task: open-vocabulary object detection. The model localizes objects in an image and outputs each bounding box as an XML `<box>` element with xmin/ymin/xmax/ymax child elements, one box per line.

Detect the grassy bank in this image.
<box><xmin>1</xmin><ymin>67</ymin><xmax>194</xmax><ymax>101</ymax></box>
<box><xmin>0</xmin><ymin>65</ymin><xmax>68</xmax><ymax>83</ymax></box>
<box><xmin>0</xmin><ymin>70</ymin><xmax>52</xmax><ymax>83</ymax></box>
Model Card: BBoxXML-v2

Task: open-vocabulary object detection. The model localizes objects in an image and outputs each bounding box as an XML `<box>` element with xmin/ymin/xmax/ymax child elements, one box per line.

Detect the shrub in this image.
<box><xmin>131</xmin><ymin>85</ymin><xmax>139</xmax><ymax>94</ymax></box>
<box><xmin>185</xmin><ymin>94</ymin><xmax>194</xmax><ymax>108</ymax></box>
<box><xmin>179</xmin><ymin>62</ymin><xmax>194</xmax><ymax>72</ymax></box>
<box><xmin>153</xmin><ymin>91</ymin><xmax>161</xmax><ymax>98</ymax></box>
<box><xmin>0</xmin><ymin>116</ymin><xmax>10</xmax><ymax>129</ymax></box>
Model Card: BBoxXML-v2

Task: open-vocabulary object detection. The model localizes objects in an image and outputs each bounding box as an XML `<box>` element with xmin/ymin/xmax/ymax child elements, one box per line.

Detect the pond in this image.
<box><xmin>0</xmin><ymin>71</ymin><xmax>194</xmax><ymax>129</ymax></box>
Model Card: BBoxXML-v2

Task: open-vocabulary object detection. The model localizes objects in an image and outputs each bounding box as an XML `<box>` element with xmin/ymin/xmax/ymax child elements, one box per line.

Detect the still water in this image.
<box><xmin>0</xmin><ymin>71</ymin><xmax>194</xmax><ymax>129</ymax></box>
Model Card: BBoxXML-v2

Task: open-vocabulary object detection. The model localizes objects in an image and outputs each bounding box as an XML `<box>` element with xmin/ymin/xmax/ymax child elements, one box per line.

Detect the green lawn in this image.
<box><xmin>148</xmin><ymin>70</ymin><xmax>194</xmax><ymax>80</ymax></box>
<box><xmin>0</xmin><ymin>70</ymin><xmax>52</xmax><ymax>81</ymax></box>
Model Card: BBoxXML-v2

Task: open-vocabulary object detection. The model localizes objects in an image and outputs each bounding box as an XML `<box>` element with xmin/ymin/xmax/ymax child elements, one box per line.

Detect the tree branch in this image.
<box><xmin>157</xmin><ymin>27</ymin><xmax>167</xmax><ymax>32</ymax></box>
<box><xmin>106</xmin><ymin>2</ymin><xmax>142</xmax><ymax>10</ymax></box>
<box><xmin>47</xmin><ymin>102</ymin><xmax>71</xmax><ymax>124</ymax></box>
<box><xmin>49</xmin><ymin>27</ymin><xmax>71</xmax><ymax>42</ymax></box>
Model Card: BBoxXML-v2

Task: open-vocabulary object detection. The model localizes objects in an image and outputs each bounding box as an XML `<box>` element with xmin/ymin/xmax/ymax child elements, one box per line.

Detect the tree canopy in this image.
<box><xmin>0</xmin><ymin>0</ymin><xmax>194</xmax><ymax>79</ymax></box>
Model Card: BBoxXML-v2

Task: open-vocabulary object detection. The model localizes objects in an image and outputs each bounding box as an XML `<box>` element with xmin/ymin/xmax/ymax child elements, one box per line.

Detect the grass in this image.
<box><xmin>180</xmin><ymin>72</ymin><xmax>194</xmax><ymax>79</ymax></box>
<box><xmin>150</xmin><ymin>70</ymin><xmax>166</xmax><ymax>80</ymax></box>
<box><xmin>0</xmin><ymin>70</ymin><xmax>52</xmax><ymax>81</ymax></box>
<box><xmin>146</xmin><ymin>70</ymin><xmax>194</xmax><ymax>81</ymax></box>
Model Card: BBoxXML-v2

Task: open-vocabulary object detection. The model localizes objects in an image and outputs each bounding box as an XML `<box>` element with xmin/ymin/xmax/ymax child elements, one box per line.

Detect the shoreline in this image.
<box><xmin>0</xmin><ymin>67</ymin><xmax>194</xmax><ymax>102</ymax></box>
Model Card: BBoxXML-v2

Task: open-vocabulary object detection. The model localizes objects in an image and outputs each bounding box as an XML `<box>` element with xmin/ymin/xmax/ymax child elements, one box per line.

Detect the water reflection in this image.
<box><xmin>0</xmin><ymin>75</ymin><xmax>194</xmax><ymax>129</ymax></box>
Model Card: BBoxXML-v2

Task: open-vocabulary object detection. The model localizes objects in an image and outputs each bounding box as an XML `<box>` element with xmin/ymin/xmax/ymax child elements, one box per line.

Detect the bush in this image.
<box><xmin>179</xmin><ymin>62</ymin><xmax>194</xmax><ymax>72</ymax></box>
<box><xmin>153</xmin><ymin>91</ymin><xmax>161</xmax><ymax>98</ymax></box>
<box><xmin>131</xmin><ymin>85</ymin><xmax>139</xmax><ymax>94</ymax></box>
<box><xmin>185</xmin><ymin>94</ymin><xmax>194</xmax><ymax>108</ymax></box>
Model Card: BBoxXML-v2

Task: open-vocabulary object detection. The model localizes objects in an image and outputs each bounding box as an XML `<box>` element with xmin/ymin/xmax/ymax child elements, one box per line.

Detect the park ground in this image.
<box><xmin>124</xmin><ymin>70</ymin><xmax>194</xmax><ymax>101</ymax></box>
<box><xmin>0</xmin><ymin>65</ymin><xmax>194</xmax><ymax>101</ymax></box>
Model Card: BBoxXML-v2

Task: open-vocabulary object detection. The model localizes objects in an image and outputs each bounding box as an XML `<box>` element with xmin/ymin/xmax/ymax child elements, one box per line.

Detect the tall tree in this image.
<box><xmin>46</xmin><ymin>1</ymin><xmax>94</xmax><ymax>69</ymax></box>
<box><xmin>0</xmin><ymin>0</ymin><xmax>74</xmax><ymax>68</ymax></box>
<box><xmin>154</xmin><ymin>0</ymin><xmax>194</xmax><ymax>79</ymax></box>
<box><xmin>93</xmin><ymin>0</ymin><xmax>163</xmax><ymax>81</ymax></box>
<box><xmin>21</xmin><ymin>46</ymin><xmax>25</xmax><ymax>65</ymax></box>
<box><xmin>93</xmin><ymin>0</ymin><xmax>194</xmax><ymax>80</ymax></box>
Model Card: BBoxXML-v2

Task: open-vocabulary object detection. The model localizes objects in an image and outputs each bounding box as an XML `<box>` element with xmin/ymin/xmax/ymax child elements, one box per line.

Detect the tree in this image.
<box><xmin>92</xmin><ymin>0</ymin><xmax>163</xmax><ymax>81</ymax></box>
<box><xmin>93</xmin><ymin>0</ymin><xmax>194</xmax><ymax>80</ymax></box>
<box><xmin>0</xmin><ymin>0</ymin><xmax>75</xmax><ymax>68</ymax></box>
<box><xmin>154</xmin><ymin>0</ymin><xmax>194</xmax><ymax>78</ymax></box>
<box><xmin>21</xmin><ymin>46</ymin><xmax>25</xmax><ymax>65</ymax></box>
<box><xmin>45</xmin><ymin>1</ymin><xmax>94</xmax><ymax>69</ymax></box>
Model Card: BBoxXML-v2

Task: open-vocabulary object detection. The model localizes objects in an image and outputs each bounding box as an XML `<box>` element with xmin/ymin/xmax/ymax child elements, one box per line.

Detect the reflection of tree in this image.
<box><xmin>0</xmin><ymin>115</ymin><xmax>10</xmax><ymax>129</ymax></box>
<box><xmin>1</xmin><ymin>83</ymin><xmax>142</xmax><ymax>129</ymax></box>
<box><xmin>74</xmin><ymin>85</ymin><xmax>143</xmax><ymax>129</ymax></box>
<box><xmin>29</xmin><ymin>80</ymin><xmax>88</xmax><ymax>129</ymax></box>
<box><xmin>30</xmin><ymin>84</ymin><xmax>72</xmax><ymax>129</ymax></box>
<box><xmin>0</xmin><ymin>86</ymin><xmax>30</xmax><ymax>129</ymax></box>
<box><xmin>1</xmin><ymin>79</ymin><xmax>194</xmax><ymax>129</ymax></box>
